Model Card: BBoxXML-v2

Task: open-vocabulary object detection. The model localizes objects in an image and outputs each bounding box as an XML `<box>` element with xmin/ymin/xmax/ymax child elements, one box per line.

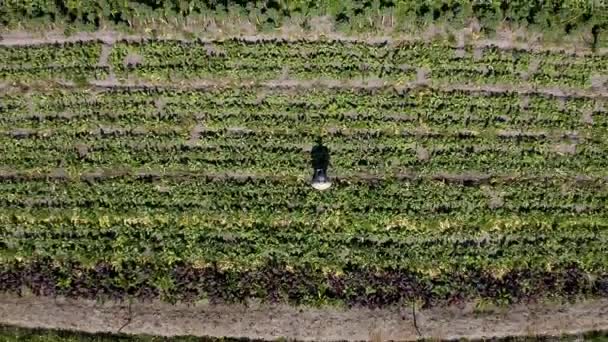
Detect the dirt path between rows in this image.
<box><xmin>1</xmin><ymin>294</ymin><xmax>607</xmax><ymax>340</ymax></box>
<box><xmin>1</xmin><ymin>28</ymin><xmax>606</xmax><ymax>57</ymax></box>
<box><xmin>1</xmin><ymin>76</ymin><xmax>606</xmax><ymax>100</ymax></box>
<box><xmin>88</xmin><ymin>78</ymin><xmax>608</xmax><ymax>100</ymax></box>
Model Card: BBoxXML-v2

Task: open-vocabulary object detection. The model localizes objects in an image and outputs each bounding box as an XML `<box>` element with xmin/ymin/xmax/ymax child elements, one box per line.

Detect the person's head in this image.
<box><xmin>312</xmin><ymin>168</ymin><xmax>331</xmax><ymax>190</ymax></box>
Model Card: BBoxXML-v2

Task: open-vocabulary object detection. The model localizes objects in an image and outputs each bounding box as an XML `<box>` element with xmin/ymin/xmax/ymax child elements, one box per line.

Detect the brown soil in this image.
<box><xmin>415</xmin><ymin>146</ymin><xmax>430</xmax><ymax>162</ymax></box>
<box><xmin>186</xmin><ymin>124</ymin><xmax>205</xmax><ymax>146</ymax></box>
<box><xmin>415</xmin><ymin>68</ymin><xmax>430</xmax><ymax>85</ymax></box>
<box><xmin>552</xmin><ymin>143</ymin><xmax>578</xmax><ymax>156</ymax></box>
<box><xmin>1</xmin><ymin>28</ymin><xmax>607</xmax><ymax>57</ymax></box>
<box><xmin>1</xmin><ymin>294</ymin><xmax>608</xmax><ymax>340</ymax></box>
<box><xmin>591</xmin><ymin>74</ymin><xmax>608</xmax><ymax>91</ymax></box>
<box><xmin>3</xmin><ymin>75</ymin><xmax>607</xmax><ymax>100</ymax></box>
<box><xmin>74</xmin><ymin>143</ymin><xmax>89</xmax><ymax>159</ymax></box>
<box><xmin>123</xmin><ymin>53</ymin><xmax>143</xmax><ymax>68</ymax></box>
<box><xmin>89</xmin><ymin>78</ymin><xmax>608</xmax><ymax>100</ymax></box>
<box><xmin>97</xmin><ymin>44</ymin><xmax>113</xmax><ymax>67</ymax></box>
<box><xmin>454</xmin><ymin>48</ymin><xmax>466</xmax><ymax>59</ymax></box>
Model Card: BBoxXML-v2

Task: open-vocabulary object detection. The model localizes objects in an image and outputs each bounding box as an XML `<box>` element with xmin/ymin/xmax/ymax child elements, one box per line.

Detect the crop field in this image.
<box><xmin>1</xmin><ymin>35</ymin><xmax>608</xmax><ymax>317</ymax></box>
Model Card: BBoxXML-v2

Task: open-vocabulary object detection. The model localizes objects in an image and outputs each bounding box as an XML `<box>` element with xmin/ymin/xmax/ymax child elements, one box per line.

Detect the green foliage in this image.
<box><xmin>2</xmin><ymin>39</ymin><xmax>606</xmax><ymax>87</ymax></box>
<box><xmin>0</xmin><ymin>42</ymin><xmax>107</xmax><ymax>81</ymax></box>
<box><xmin>106</xmin><ymin>40</ymin><xmax>608</xmax><ymax>87</ymax></box>
<box><xmin>0</xmin><ymin>86</ymin><xmax>605</xmax><ymax>175</ymax></box>
<box><xmin>1</xmin><ymin>30</ymin><xmax>608</xmax><ymax>308</ymax></box>
<box><xmin>0</xmin><ymin>0</ymin><xmax>606</xmax><ymax>41</ymax></box>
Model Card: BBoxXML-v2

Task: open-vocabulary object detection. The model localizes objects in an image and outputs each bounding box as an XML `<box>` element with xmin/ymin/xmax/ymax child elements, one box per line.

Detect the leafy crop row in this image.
<box><xmin>1</xmin><ymin>38</ymin><xmax>608</xmax><ymax>308</ymax></box>
<box><xmin>1</xmin><ymin>258</ymin><xmax>607</xmax><ymax>308</ymax></box>
<box><xmin>108</xmin><ymin>40</ymin><xmax>608</xmax><ymax>87</ymax></box>
<box><xmin>0</xmin><ymin>178</ymin><xmax>605</xmax><ymax>215</ymax></box>
<box><xmin>1</xmin><ymin>132</ymin><xmax>606</xmax><ymax>174</ymax></box>
<box><xmin>2</xmin><ymin>40</ymin><xmax>607</xmax><ymax>88</ymax></box>
<box><xmin>0</xmin><ymin>86</ymin><xmax>604</xmax><ymax>175</ymax></box>
<box><xmin>0</xmin><ymin>42</ymin><xmax>107</xmax><ymax>81</ymax></box>
<box><xmin>1</xmin><ymin>201</ymin><xmax>608</xmax><ymax>304</ymax></box>
<box><xmin>1</xmin><ymin>87</ymin><xmax>600</xmax><ymax>130</ymax></box>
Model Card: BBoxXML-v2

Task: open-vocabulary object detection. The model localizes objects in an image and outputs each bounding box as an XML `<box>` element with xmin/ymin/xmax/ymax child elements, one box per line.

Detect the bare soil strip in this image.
<box><xmin>1</xmin><ymin>294</ymin><xmax>607</xmax><ymax>341</ymax></box>
<box><xmin>97</xmin><ymin>44</ymin><xmax>113</xmax><ymax>68</ymax></box>
<box><xmin>1</xmin><ymin>30</ymin><xmax>607</xmax><ymax>57</ymax></box>
<box><xmin>2</xmin><ymin>77</ymin><xmax>606</xmax><ymax>100</ymax></box>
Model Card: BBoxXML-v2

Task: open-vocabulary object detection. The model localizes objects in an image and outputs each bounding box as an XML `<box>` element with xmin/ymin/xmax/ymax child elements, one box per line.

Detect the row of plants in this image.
<box><xmin>107</xmin><ymin>39</ymin><xmax>607</xmax><ymax>71</ymax></box>
<box><xmin>2</xmin><ymin>39</ymin><xmax>607</xmax><ymax>88</ymax></box>
<box><xmin>3</xmin><ymin>207</ymin><xmax>608</xmax><ymax>241</ymax></box>
<box><xmin>2</xmin><ymin>219</ymin><xmax>607</xmax><ymax>276</ymax></box>
<box><xmin>1</xmin><ymin>257</ymin><xmax>607</xmax><ymax>308</ymax></box>
<box><xmin>0</xmin><ymin>42</ymin><xmax>102</xmax><ymax>69</ymax></box>
<box><xmin>0</xmin><ymin>42</ymin><xmax>108</xmax><ymax>82</ymax></box>
<box><xmin>2</xmin><ymin>116</ymin><xmax>601</xmax><ymax>140</ymax></box>
<box><xmin>1</xmin><ymin>87</ymin><xmax>600</xmax><ymax>130</ymax></box>
<box><xmin>1</xmin><ymin>175</ymin><xmax>607</xmax><ymax>307</ymax></box>
<box><xmin>3</xmin><ymin>104</ymin><xmax>597</xmax><ymax>130</ymax></box>
<box><xmin>1</xmin><ymin>39</ymin><xmax>607</xmax><ymax>310</ymax></box>
<box><xmin>1</xmin><ymin>185</ymin><xmax>608</xmax><ymax>300</ymax></box>
<box><xmin>1</xmin><ymin>132</ymin><xmax>606</xmax><ymax>173</ymax></box>
<box><xmin>21</xmin><ymin>86</ymin><xmax>600</xmax><ymax>112</ymax></box>
<box><xmin>0</xmin><ymin>177</ymin><xmax>605</xmax><ymax>214</ymax></box>
<box><xmin>106</xmin><ymin>40</ymin><xmax>607</xmax><ymax>87</ymax></box>
<box><xmin>0</xmin><ymin>66</ymin><xmax>110</xmax><ymax>83</ymax></box>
